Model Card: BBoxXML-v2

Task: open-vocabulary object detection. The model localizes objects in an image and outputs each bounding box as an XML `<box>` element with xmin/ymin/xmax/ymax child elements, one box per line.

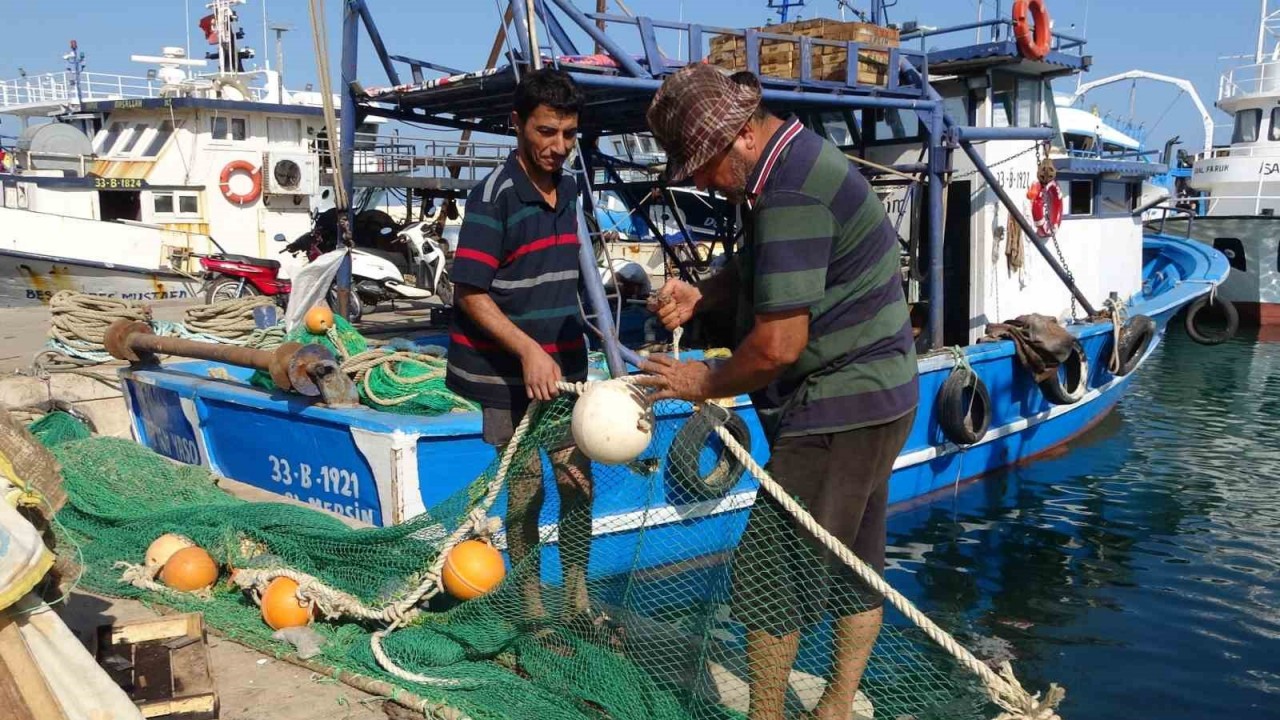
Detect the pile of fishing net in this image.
<box><xmin>40</xmin><ymin>401</ymin><xmax>1017</xmax><ymax>720</ymax></box>
<box><xmin>248</xmin><ymin>315</ymin><xmax>476</xmax><ymax>416</ymax></box>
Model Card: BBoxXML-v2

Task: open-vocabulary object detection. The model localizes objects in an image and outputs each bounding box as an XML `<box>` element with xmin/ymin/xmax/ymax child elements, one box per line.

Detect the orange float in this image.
<box><xmin>1012</xmin><ymin>0</ymin><xmax>1052</xmax><ymax>62</ymax></box>
<box><xmin>145</xmin><ymin>533</ymin><xmax>195</xmax><ymax>570</ymax></box>
<box><xmin>1027</xmin><ymin>181</ymin><xmax>1064</xmax><ymax>237</ymax></box>
<box><xmin>441</xmin><ymin>539</ymin><xmax>506</xmax><ymax>601</ymax></box>
<box><xmin>304</xmin><ymin>305</ymin><xmax>335</xmax><ymax>334</ymax></box>
<box><xmin>219</xmin><ymin>160</ymin><xmax>262</xmax><ymax>206</ymax></box>
<box><xmin>160</xmin><ymin>546</ymin><xmax>219</xmax><ymax>592</ymax></box>
<box><xmin>260</xmin><ymin>577</ymin><xmax>315</xmax><ymax>630</ymax></box>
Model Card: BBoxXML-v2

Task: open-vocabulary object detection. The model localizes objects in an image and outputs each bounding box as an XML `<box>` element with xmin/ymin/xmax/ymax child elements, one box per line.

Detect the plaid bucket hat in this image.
<box><xmin>646</xmin><ymin>64</ymin><xmax>762</xmax><ymax>184</ymax></box>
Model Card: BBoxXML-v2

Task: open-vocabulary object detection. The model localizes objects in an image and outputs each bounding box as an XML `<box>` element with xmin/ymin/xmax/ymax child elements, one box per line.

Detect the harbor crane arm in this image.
<box><xmin>1065</xmin><ymin>70</ymin><xmax>1215</xmax><ymax>155</ymax></box>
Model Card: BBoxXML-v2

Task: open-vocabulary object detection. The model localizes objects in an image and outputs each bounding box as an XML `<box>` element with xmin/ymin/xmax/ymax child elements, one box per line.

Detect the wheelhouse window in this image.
<box><xmin>153</xmin><ymin>191</ymin><xmax>200</xmax><ymax>218</ymax></box>
<box><xmin>1232</xmin><ymin>109</ymin><xmax>1262</xmax><ymax>143</ymax></box>
<box><xmin>872</xmin><ymin>108</ymin><xmax>920</xmax><ymax>142</ymax></box>
<box><xmin>211</xmin><ymin>116</ymin><xmax>247</xmax><ymax>142</ymax></box>
<box><xmin>1067</xmin><ymin>180</ymin><xmax>1094</xmax><ymax>216</ymax></box>
<box><xmin>141</xmin><ymin>120</ymin><xmax>176</xmax><ymax>157</ymax></box>
<box><xmin>267</xmin><ymin>117</ymin><xmax>302</xmax><ymax>146</ymax></box>
<box><xmin>118</xmin><ymin>123</ymin><xmax>149</xmax><ymax>154</ymax></box>
<box><xmin>813</xmin><ymin>111</ymin><xmax>859</xmax><ymax>147</ymax></box>
<box><xmin>1270</xmin><ymin>108</ymin><xmax>1280</xmax><ymax>142</ymax></box>
<box><xmin>1099</xmin><ymin>181</ymin><xmax>1130</xmax><ymax>215</ymax></box>
<box><xmin>95</xmin><ymin>122</ymin><xmax>126</xmax><ymax>154</ymax></box>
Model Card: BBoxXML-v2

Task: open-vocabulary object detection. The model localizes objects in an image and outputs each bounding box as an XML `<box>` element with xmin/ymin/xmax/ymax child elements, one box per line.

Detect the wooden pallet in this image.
<box><xmin>707</xmin><ymin>18</ymin><xmax>899</xmax><ymax>86</ymax></box>
<box><xmin>95</xmin><ymin>613</ymin><xmax>218</xmax><ymax>720</ymax></box>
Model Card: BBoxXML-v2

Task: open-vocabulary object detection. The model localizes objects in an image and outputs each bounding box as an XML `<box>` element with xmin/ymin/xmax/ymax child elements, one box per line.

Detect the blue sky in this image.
<box><xmin>0</xmin><ymin>0</ymin><xmax>1264</xmax><ymax>152</ymax></box>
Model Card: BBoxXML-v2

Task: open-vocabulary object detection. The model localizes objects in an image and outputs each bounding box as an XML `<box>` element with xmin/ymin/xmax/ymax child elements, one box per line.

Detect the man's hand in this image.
<box><xmin>521</xmin><ymin>346</ymin><xmax>563</xmax><ymax>401</ymax></box>
<box><xmin>647</xmin><ymin>280</ymin><xmax>702</xmax><ymax>331</ymax></box>
<box><xmin>635</xmin><ymin>355</ymin><xmax>714</xmax><ymax>402</ymax></box>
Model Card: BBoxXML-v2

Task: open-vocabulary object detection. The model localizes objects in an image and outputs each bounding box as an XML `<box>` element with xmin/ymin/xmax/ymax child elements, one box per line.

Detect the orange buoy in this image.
<box><xmin>160</xmin><ymin>546</ymin><xmax>219</xmax><ymax>592</ymax></box>
<box><xmin>145</xmin><ymin>534</ymin><xmax>195</xmax><ymax>570</ymax></box>
<box><xmin>260</xmin><ymin>577</ymin><xmax>315</xmax><ymax>630</ymax></box>
<box><xmin>304</xmin><ymin>305</ymin><xmax>335</xmax><ymax>334</ymax></box>
<box><xmin>441</xmin><ymin>539</ymin><xmax>506</xmax><ymax>601</ymax></box>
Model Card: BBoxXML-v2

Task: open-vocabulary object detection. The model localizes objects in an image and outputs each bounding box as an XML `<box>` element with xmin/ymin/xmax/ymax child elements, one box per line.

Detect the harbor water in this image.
<box><xmin>885</xmin><ymin>329</ymin><xmax>1280</xmax><ymax>719</ymax></box>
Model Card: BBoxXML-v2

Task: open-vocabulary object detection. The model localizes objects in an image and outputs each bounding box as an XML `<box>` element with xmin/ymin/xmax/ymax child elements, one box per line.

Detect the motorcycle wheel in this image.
<box><xmin>328</xmin><ymin>286</ymin><xmax>364</xmax><ymax>323</ymax></box>
<box><xmin>434</xmin><ymin>272</ymin><xmax>454</xmax><ymax>306</ymax></box>
<box><xmin>206</xmin><ymin>277</ymin><xmax>259</xmax><ymax>304</ymax></box>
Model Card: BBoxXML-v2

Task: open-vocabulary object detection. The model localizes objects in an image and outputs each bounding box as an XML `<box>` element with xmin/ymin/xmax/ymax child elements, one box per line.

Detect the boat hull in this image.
<box><xmin>0</xmin><ymin>249</ymin><xmax>198</xmax><ymax>307</ymax></box>
<box><xmin>1156</xmin><ymin>215</ymin><xmax>1280</xmax><ymax>324</ymax></box>
<box><xmin>116</xmin><ymin>235</ymin><xmax>1226</xmax><ymax>581</ymax></box>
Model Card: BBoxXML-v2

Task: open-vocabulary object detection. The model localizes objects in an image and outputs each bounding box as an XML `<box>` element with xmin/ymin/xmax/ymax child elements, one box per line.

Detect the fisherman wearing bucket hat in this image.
<box><xmin>641</xmin><ymin>63</ymin><xmax>919</xmax><ymax>720</ymax></box>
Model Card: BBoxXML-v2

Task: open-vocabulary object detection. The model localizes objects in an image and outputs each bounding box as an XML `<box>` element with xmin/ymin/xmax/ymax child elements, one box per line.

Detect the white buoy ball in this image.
<box><xmin>571</xmin><ymin>380</ymin><xmax>654</xmax><ymax>464</ymax></box>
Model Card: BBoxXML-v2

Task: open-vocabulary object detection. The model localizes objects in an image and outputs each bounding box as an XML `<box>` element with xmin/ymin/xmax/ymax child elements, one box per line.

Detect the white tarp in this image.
<box><xmin>284</xmin><ymin>248</ymin><xmax>347</xmax><ymax>332</ymax></box>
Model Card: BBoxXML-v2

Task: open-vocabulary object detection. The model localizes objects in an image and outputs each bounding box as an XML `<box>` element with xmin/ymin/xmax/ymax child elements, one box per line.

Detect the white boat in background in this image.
<box><xmin>0</xmin><ymin>0</ymin><xmax>481</xmax><ymax>309</ymax></box>
<box><xmin>1187</xmin><ymin>0</ymin><xmax>1280</xmax><ymax>325</ymax></box>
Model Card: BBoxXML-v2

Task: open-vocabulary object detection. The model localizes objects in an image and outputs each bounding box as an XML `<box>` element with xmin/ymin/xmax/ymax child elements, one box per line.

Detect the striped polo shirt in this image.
<box><xmin>737</xmin><ymin>116</ymin><xmax>919</xmax><ymax>441</ymax></box>
<box><xmin>445</xmin><ymin>152</ymin><xmax>588</xmax><ymax>408</ymax></box>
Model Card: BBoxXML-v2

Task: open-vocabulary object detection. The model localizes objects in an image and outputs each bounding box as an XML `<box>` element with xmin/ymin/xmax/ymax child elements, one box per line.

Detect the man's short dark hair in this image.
<box><xmin>513</xmin><ymin>68</ymin><xmax>585</xmax><ymax>123</ymax></box>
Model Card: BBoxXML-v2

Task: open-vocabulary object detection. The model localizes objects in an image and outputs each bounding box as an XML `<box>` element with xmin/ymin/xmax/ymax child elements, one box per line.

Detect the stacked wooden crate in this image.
<box><xmin>707</xmin><ymin>18</ymin><xmax>900</xmax><ymax>86</ymax></box>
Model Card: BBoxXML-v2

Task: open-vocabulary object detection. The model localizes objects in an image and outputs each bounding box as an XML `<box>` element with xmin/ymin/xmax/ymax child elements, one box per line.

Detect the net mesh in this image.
<box><xmin>42</xmin><ymin>396</ymin><xmax>992</xmax><ymax>720</ymax></box>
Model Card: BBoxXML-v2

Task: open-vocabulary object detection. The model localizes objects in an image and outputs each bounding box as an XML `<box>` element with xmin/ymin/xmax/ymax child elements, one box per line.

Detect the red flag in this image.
<box><xmin>199</xmin><ymin>14</ymin><xmax>219</xmax><ymax>45</ymax></box>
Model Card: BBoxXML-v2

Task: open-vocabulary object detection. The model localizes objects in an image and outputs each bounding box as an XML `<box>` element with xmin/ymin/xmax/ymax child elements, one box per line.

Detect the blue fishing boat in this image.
<box><xmin>116</xmin><ymin>0</ymin><xmax>1227</xmax><ymax>583</ymax></box>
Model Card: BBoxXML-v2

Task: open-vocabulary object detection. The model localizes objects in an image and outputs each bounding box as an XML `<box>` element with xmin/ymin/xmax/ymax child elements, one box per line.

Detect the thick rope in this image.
<box><xmin>709</xmin><ymin>422</ymin><xmax>1063</xmax><ymax>720</ymax></box>
<box><xmin>183</xmin><ymin>296</ymin><xmax>277</xmax><ymax>343</ymax></box>
<box><xmin>36</xmin><ymin>291</ymin><xmax>152</xmax><ymax>369</ymax></box>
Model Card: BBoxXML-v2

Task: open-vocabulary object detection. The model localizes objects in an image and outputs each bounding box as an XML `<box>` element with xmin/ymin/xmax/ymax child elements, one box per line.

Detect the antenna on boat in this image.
<box><xmin>767</xmin><ymin>0</ymin><xmax>805</xmax><ymax>24</ymax></box>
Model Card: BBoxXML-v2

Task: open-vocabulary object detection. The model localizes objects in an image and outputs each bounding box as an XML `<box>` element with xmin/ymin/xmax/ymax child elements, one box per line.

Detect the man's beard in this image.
<box><xmin>718</xmin><ymin>150</ymin><xmax>752</xmax><ymax>205</ymax></box>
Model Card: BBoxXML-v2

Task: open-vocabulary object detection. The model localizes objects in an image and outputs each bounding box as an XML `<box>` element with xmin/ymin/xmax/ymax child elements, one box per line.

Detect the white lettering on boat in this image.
<box><xmin>145</xmin><ymin>423</ymin><xmax>201</xmax><ymax>464</ymax></box>
<box><xmin>24</xmin><ymin>289</ymin><xmax>191</xmax><ymax>302</ymax></box>
<box><xmin>283</xmin><ymin>492</ymin><xmax>376</xmax><ymax>525</ymax></box>
<box><xmin>267</xmin><ymin>455</ymin><xmax>361</xmax><ymax>500</ymax></box>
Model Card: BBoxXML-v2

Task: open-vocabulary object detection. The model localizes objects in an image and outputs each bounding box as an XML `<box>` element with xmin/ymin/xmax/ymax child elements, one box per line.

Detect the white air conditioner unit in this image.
<box><xmin>263</xmin><ymin>152</ymin><xmax>317</xmax><ymax>196</ymax></box>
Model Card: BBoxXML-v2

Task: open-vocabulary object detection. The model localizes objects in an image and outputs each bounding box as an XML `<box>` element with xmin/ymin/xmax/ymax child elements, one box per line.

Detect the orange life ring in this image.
<box><xmin>1027</xmin><ymin>180</ymin><xmax>1063</xmax><ymax>237</ymax></box>
<box><xmin>1012</xmin><ymin>0</ymin><xmax>1052</xmax><ymax>62</ymax></box>
<box><xmin>219</xmin><ymin>160</ymin><xmax>262</xmax><ymax>206</ymax></box>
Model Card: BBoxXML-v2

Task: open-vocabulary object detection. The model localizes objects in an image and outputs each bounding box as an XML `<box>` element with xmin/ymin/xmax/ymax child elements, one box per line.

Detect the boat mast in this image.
<box><xmin>1259</xmin><ymin>0</ymin><xmax>1269</xmax><ymax>64</ymax></box>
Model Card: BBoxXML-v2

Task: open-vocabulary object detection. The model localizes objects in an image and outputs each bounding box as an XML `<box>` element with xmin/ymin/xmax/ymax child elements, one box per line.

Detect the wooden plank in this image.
<box><xmin>110</xmin><ymin>615</ymin><xmax>201</xmax><ymax>646</ymax></box>
<box><xmin>0</xmin><ymin>615</ymin><xmax>68</xmax><ymax>720</ymax></box>
<box><xmin>168</xmin><ymin>642</ymin><xmax>213</xmax><ymax>698</ymax></box>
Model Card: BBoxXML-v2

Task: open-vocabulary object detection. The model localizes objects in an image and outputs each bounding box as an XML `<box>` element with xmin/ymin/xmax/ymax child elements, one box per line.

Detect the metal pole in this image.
<box><xmin>526</xmin><ymin>0</ymin><xmax>542</xmax><ymax>69</ymax></box>
<box><xmin>507</xmin><ymin>0</ymin><xmax>534</xmax><ymax>62</ymax></box>
<box><xmin>957</xmin><ymin>139</ymin><xmax>1098</xmax><ymax>317</ymax></box>
<box><xmin>595</xmin><ymin>0</ymin><xmax>606</xmax><ymax>54</ymax></box>
<box><xmin>927</xmin><ymin>109</ymin><xmax>947</xmax><ymax>349</ymax></box>
<box><xmin>544</xmin><ymin>0</ymin><xmax>652</xmax><ymax>78</ymax></box>
<box><xmin>575</xmin><ymin>202</ymin><xmax>628</xmax><ymax>377</ymax></box>
<box><xmin>337</xmin><ymin>0</ymin><xmax>359</xmax><ymax>320</ymax></box>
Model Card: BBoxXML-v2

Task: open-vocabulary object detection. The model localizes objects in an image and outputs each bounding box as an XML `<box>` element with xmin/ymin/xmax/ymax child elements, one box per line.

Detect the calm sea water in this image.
<box><xmin>884</xmin><ymin>329</ymin><xmax>1280</xmax><ymax>719</ymax></box>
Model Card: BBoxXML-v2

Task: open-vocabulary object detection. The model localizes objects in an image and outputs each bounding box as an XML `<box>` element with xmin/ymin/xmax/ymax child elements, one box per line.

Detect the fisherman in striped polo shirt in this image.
<box><xmin>445</xmin><ymin>68</ymin><xmax>596</xmax><ymax>629</ymax></box>
<box><xmin>642</xmin><ymin>65</ymin><xmax>919</xmax><ymax>719</ymax></box>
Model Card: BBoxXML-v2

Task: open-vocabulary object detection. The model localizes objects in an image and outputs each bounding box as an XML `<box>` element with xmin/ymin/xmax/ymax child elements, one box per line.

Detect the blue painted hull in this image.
<box><xmin>118</xmin><ymin>235</ymin><xmax>1227</xmax><ymax>581</ymax></box>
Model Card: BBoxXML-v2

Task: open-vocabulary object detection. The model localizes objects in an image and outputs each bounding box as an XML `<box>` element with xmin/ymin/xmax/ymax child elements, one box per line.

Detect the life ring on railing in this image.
<box><xmin>937</xmin><ymin>366</ymin><xmax>992</xmax><ymax>446</ymax></box>
<box><xmin>1184</xmin><ymin>294</ymin><xmax>1239</xmax><ymax>345</ymax></box>
<box><xmin>1039</xmin><ymin>340</ymin><xmax>1088</xmax><ymax>405</ymax></box>
<box><xmin>1013</xmin><ymin>0</ymin><xmax>1052</xmax><ymax>62</ymax></box>
<box><xmin>219</xmin><ymin>160</ymin><xmax>262</xmax><ymax>206</ymax></box>
<box><xmin>1027</xmin><ymin>180</ymin><xmax>1063</xmax><ymax>237</ymax></box>
<box><xmin>666</xmin><ymin>403</ymin><xmax>752</xmax><ymax>500</ymax></box>
<box><xmin>1110</xmin><ymin>315</ymin><xmax>1156</xmax><ymax>376</ymax></box>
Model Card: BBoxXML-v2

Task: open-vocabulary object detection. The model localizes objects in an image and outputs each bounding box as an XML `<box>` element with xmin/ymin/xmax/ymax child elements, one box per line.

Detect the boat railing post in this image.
<box><xmin>927</xmin><ymin>106</ymin><xmax>947</xmax><ymax>349</ymax></box>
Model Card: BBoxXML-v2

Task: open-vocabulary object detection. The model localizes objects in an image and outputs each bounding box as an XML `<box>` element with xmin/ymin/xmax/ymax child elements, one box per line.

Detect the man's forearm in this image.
<box><xmin>703</xmin><ymin>313</ymin><xmax>805</xmax><ymax>398</ymax></box>
<box><xmin>456</xmin><ymin>286</ymin><xmax>539</xmax><ymax>357</ymax></box>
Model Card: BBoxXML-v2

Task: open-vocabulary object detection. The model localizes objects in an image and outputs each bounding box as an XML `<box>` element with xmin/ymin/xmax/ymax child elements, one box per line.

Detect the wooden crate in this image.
<box><xmin>708</xmin><ymin>18</ymin><xmax>898</xmax><ymax>86</ymax></box>
<box><xmin>95</xmin><ymin>613</ymin><xmax>218</xmax><ymax>720</ymax></box>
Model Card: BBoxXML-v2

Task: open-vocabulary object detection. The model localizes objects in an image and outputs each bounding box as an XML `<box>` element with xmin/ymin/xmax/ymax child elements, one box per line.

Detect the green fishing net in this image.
<box><xmin>248</xmin><ymin>315</ymin><xmax>476</xmax><ymax>416</ymax></box>
<box><xmin>40</xmin><ymin>399</ymin><xmax>990</xmax><ymax>720</ymax></box>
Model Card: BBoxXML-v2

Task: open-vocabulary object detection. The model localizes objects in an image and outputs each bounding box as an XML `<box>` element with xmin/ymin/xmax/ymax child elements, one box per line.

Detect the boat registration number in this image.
<box><xmin>267</xmin><ymin>455</ymin><xmax>360</xmax><ymax>499</ymax></box>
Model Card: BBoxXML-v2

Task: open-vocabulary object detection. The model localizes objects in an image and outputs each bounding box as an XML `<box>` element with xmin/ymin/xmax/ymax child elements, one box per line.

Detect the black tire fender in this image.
<box><xmin>1039</xmin><ymin>340</ymin><xmax>1088</xmax><ymax>405</ymax></box>
<box><xmin>666</xmin><ymin>403</ymin><xmax>752</xmax><ymax>500</ymax></box>
<box><xmin>937</xmin><ymin>367</ymin><xmax>992</xmax><ymax>445</ymax></box>
<box><xmin>1112</xmin><ymin>315</ymin><xmax>1156</xmax><ymax>376</ymax></box>
<box><xmin>1184</xmin><ymin>295</ymin><xmax>1239</xmax><ymax>346</ymax></box>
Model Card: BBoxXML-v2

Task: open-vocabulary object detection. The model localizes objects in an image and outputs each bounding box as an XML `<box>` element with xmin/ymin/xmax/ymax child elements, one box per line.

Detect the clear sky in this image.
<box><xmin>0</xmin><ymin>0</ymin><xmax>1266</xmax><ymax>153</ymax></box>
